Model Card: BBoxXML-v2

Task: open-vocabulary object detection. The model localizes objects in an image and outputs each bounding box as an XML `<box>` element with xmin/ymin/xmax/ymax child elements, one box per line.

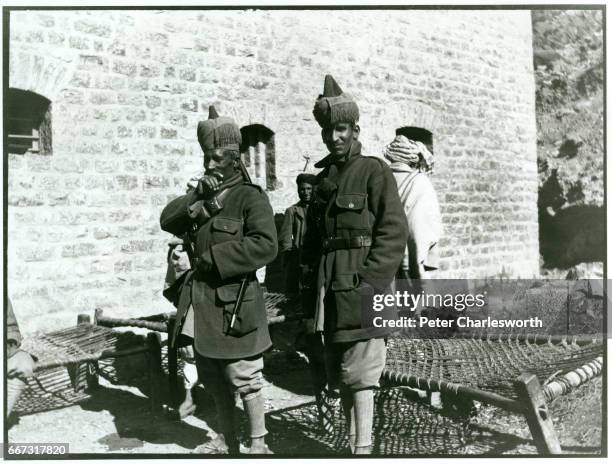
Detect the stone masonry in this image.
<box><xmin>7</xmin><ymin>9</ymin><xmax>539</xmax><ymax>333</ymax></box>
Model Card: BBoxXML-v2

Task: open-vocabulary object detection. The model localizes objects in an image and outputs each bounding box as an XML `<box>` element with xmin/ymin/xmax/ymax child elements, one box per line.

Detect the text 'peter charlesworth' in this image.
<box><xmin>372</xmin><ymin>315</ymin><xmax>544</xmax><ymax>329</ymax></box>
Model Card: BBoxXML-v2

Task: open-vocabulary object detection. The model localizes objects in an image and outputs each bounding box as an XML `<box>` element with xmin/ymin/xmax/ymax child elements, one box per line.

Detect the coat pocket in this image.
<box><xmin>211</xmin><ymin>216</ymin><xmax>242</xmax><ymax>244</ymax></box>
<box><xmin>216</xmin><ymin>281</ymin><xmax>260</xmax><ymax>337</ymax></box>
<box><xmin>334</xmin><ymin>193</ymin><xmax>369</xmax><ymax>230</ymax></box>
<box><xmin>332</xmin><ymin>272</ymin><xmax>367</xmax><ymax>329</ymax></box>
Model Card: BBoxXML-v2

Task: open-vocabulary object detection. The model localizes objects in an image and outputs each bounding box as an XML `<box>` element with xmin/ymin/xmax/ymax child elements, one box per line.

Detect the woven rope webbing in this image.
<box><xmin>384</xmin><ymin>336</ymin><xmax>603</xmax><ymax>399</ymax></box>
<box><xmin>21</xmin><ymin>324</ymin><xmax>124</xmax><ymax>371</ymax></box>
<box><xmin>14</xmin><ymin>324</ymin><xmax>138</xmax><ymax>415</ymax></box>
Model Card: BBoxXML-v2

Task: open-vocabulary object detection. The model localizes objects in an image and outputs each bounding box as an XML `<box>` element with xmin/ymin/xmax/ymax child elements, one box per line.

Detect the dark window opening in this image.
<box><xmin>396</xmin><ymin>126</ymin><xmax>433</xmax><ymax>152</ymax></box>
<box><xmin>240</xmin><ymin>124</ymin><xmax>276</xmax><ymax>191</ymax></box>
<box><xmin>7</xmin><ymin>89</ymin><xmax>52</xmax><ymax>155</ymax></box>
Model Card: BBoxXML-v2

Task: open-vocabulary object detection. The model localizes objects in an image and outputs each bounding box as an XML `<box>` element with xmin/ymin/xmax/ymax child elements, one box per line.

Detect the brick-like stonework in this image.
<box><xmin>8</xmin><ymin>10</ymin><xmax>539</xmax><ymax>333</ymax></box>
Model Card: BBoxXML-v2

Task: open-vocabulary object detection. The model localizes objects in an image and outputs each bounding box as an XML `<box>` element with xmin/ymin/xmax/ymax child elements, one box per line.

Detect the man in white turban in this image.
<box><xmin>383</xmin><ymin>128</ymin><xmax>441</xmax><ymax>280</ymax></box>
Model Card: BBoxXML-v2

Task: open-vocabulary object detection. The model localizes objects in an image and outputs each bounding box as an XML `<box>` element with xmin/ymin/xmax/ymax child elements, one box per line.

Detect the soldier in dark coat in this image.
<box><xmin>302</xmin><ymin>75</ymin><xmax>408</xmax><ymax>454</ymax></box>
<box><xmin>160</xmin><ymin>107</ymin><xmax>277</xmax><ymax>454</ymax></box>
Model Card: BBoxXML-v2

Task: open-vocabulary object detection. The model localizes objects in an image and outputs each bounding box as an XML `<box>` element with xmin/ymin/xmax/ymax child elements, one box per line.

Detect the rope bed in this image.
<box><xmin>383</xmin><ymin>335</ymin><xmax>603</xmax><ymax>400</ymax></box>
<box><xmin>13</xmin><ymin>322</ymin><xmax>160</xmax><ymax>416</ymax></box>
<box><xmin>21</xmin><ymin>324</ymin><xmax>149</xmax><ymax>371</ymax></box>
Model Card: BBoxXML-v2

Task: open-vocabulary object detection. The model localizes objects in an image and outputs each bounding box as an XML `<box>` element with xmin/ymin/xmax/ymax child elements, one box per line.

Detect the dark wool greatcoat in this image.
<box><xmin>302</xmin><ymin>141</ymin><xmax>408</xmax><ymax>343</ymax></box>
<box><xmin>160</xmin><ymin>182</ymin><xmax>278</xmax><ymax>359</ymax></box>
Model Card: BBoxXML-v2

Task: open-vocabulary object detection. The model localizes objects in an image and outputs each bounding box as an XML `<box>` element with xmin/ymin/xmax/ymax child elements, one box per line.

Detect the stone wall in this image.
<box><xmin>7</xmin><ymin>9</ymin><xmax>539</xmax><ymax>333</ymax></box>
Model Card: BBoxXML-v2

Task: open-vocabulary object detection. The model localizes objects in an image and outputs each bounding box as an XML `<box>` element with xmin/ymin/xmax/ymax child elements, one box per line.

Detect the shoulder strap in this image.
<box><xmin>396</xmin><ymin>171</ymin><xmax>421</xmax><ymax>204</ymax></box>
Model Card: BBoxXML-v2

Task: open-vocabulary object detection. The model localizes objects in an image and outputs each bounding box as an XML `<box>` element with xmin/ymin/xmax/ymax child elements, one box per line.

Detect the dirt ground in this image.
<box><xmin>8</xmin><ymin>322</ymin><xmax>603</xmax><ymax>457</ymax></box>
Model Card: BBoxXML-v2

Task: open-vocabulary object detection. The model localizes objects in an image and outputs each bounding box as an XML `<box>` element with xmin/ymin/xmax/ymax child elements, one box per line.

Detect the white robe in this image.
<box><xmin>391</xmin><ymin>166</ymin><xmax>442</xmax><ymax>274</ymax></box>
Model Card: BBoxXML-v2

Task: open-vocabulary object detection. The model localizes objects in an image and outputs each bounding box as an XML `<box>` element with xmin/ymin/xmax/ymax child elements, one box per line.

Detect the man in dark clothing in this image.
<box><xmin>279</xmin><ymin>172</ymin><xmax>334</xmax><ymax>429</ymax></box>
<box><xmin>160</xmin><ymin>107</ymin><xmax>277</xmax><ymax>454</ymax></box>
<box><xmin>279</xmin><ymin>173</ymin><xmax>317</xmax><ymax>295</ymax></box>
<box><xmin>302</xmin><ymin>75</ymin><xmax>408</xmax><ymax>454</ymax></box>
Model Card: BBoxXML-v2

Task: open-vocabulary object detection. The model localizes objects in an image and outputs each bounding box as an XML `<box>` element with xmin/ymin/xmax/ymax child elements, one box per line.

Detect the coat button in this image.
<box><xmin>348</xmin><ymin>202</ymin><xmax>354</xmax><ymax>208</ymax></box>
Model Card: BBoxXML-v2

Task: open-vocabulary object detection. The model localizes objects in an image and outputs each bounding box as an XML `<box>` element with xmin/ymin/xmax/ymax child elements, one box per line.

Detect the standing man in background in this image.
<box><xmin>383</xmin><ymin>128</ymin><xmax>441</xmax><ymax>282</ymax></box>
<box><xmin>160</xmin><ymin>107</ymin><xmax>277</xmax><ymax>454</ymax></box>
<box><xmin>383</xmin><ymin>129</ymin><xmax>445</xmax><ymax>407</ymax></box>
<box><xmin>302</xmin><ymin>75</ymin><xmax>408</xmax><ymax>454</ymax></box>
<box><xmin>279</xmin><ymin>173</ymin><xmax>317</xmax><ymax>296</ymax></box>
<box><xmin>279</xmin><ymin>172</ymin><xmax>333</xmax><ymax>430</ymax></box>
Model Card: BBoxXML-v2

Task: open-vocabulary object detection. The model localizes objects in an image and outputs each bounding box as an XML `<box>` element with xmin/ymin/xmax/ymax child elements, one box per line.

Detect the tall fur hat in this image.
<box><xmin>312</xmin><ymin>75</ymin><xmax>359</xmax><ymax>128</ymax></box>
<box><xmin>197</xmin><ymin>106</ymin><xmax>242</xmax><ymax>151</ymax></box>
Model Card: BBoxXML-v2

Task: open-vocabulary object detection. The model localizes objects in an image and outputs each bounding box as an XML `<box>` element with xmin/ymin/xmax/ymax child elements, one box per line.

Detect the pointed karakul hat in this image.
<box><xmin>197</xmin><ymin>105</ymin><xmax>242</xmax><ymax>151</ymax></box>
<box><xmin>312</xmin><ymin>74</ymin><xmax>359</xmax><ymax>128</ymax></box>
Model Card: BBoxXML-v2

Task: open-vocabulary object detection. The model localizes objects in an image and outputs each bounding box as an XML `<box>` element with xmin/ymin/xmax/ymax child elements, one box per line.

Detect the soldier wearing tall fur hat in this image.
<box><xmin>302</xmin><ymin>75</ymin><xmax>408</xmax><ymax>454</ymax></box>
<box><xmin>160</xmin><ymin>106</ymin><xmax>277</xmax><ymax>454</ymax></box>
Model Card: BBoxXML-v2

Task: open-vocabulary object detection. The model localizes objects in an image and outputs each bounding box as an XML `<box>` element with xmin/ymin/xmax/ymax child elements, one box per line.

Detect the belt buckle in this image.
<box><xmin>322</xmin><ymin>238</ymin><xmax>330</xmax><ymax>250</ymax></box>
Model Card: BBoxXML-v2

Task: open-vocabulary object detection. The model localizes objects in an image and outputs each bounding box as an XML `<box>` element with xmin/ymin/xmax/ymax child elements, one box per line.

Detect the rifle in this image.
<box><xmin>226</xmin><ymin>273</ymin><xmax>252</xmax><ymax>336</ymax></box>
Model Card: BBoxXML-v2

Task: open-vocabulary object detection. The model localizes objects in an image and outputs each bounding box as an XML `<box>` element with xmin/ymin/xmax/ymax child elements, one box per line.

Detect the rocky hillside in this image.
<box><xmin>532</xmin><ymin>10</ymin><xmax>604</xmax><ymax>269</ymax></box>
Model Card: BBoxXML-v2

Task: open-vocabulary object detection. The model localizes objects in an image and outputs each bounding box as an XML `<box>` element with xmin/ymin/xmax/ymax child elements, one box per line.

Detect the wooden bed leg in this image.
<box><xmin>167</xmin><ymin>316</ymin><xmax>179</xmax><ymax>406</ymax></box>
<box><xmin>147</xmin><ymin>332</ymin><xmax>163</xmax><ymax>414</ymax></box>
<box><xmin>85</xmin><ymin>310</ymin><xmax>102</xmax><ymax>390</ymax></box>
<box><xmin>515</xmin><ymin>373</ymin><xmax>562</xmax><ymax>455</ymax></box>
<box><xmin>94</xmin><ymin>308</ymin><xmax>103</xmax><ymax>323</ymax></box>
<box><xmin>71</xmin><ymin>314</ymin><xmax>95</xmax><ymax>392</ymax></box>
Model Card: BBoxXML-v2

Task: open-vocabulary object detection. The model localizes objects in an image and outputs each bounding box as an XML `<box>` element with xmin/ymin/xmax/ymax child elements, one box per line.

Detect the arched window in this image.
<box><xmin>240</xmin><ymin>124</ymin><xmax>276</xmax><ymax>190</ymax></box>
<box><xmin>7</xmin><ymin>89</ymin><xmax>52</xmax><ymax>155</ymax></box>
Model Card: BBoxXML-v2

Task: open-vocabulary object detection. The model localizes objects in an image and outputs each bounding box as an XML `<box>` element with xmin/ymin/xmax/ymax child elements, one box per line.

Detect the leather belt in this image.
<box><xmin>322</xmin><ymin>235</ymin><xmax>372</xmax><ymax>252</ymax></box>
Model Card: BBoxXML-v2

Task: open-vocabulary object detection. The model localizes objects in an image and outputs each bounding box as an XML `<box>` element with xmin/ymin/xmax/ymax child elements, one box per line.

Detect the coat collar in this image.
<box><xmin>314</xmin><ymin>140</ymin><xmax>362</xmax><ymax>169</ymax></box>
<box><xmin>294</xmin><ymin>205</ymin><xmax>306</xmax><ymax>219</ymax></box>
